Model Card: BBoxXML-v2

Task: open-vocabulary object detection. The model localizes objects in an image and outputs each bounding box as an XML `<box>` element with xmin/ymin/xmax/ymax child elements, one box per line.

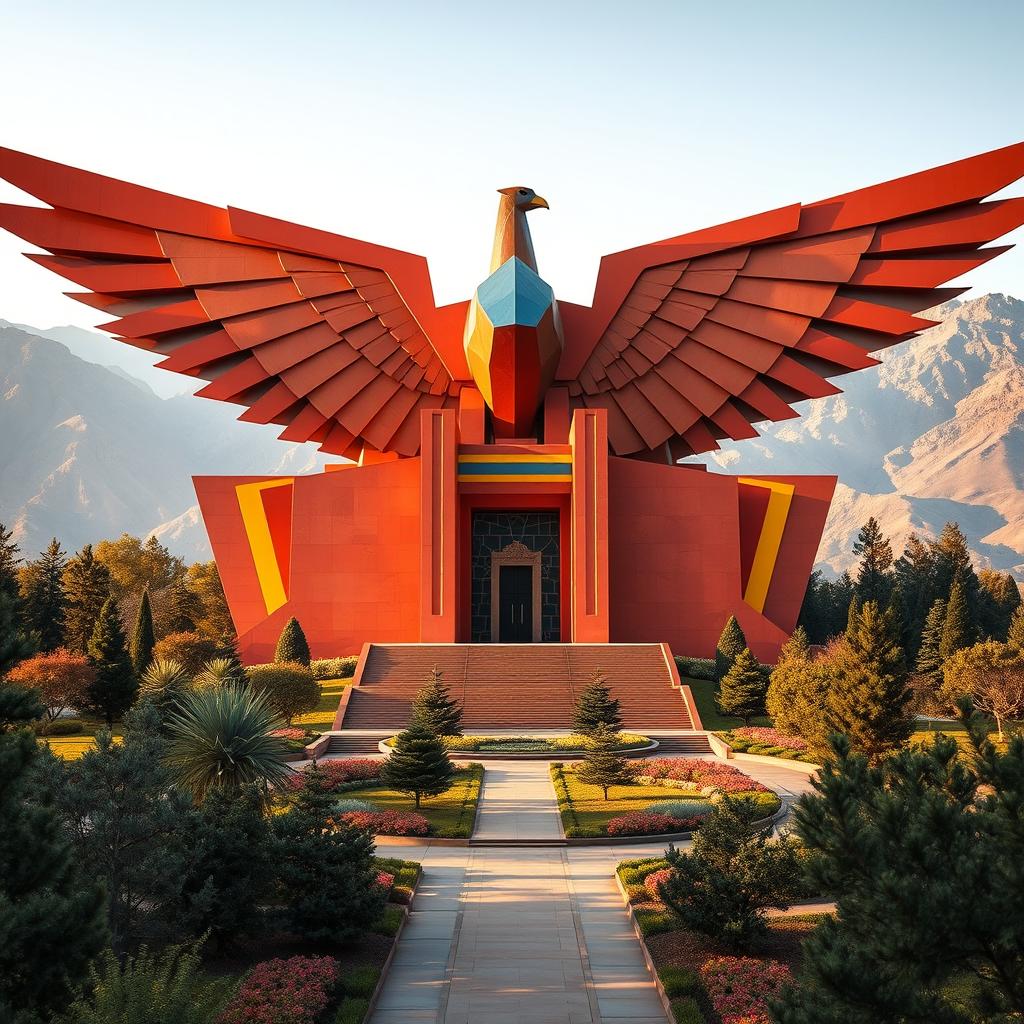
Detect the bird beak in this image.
<box><xmin>528</xmin><ymin>195</ymin><xmax>549</xmax><ymax>209</ymax></box>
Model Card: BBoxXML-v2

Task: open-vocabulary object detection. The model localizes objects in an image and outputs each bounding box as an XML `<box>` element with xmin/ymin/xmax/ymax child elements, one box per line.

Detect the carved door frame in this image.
<box><xmin>490</xmin><ymin>541</ymin><xmax>542</xmax><ymax>642</ymax></box>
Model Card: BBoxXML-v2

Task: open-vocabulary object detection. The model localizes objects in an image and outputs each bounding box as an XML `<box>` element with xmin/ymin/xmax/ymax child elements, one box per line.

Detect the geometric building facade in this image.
<box><xmin>1</xmin><ymin>143</ymin><xmax>1022</xmax><ymax>665</ymax></box>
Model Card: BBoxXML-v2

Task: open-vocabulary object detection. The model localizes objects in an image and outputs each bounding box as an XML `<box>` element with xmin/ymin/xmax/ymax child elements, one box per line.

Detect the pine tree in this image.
<box><xmin>86</xmin><ymin>597</ymin><xmax>138</xmax><ymax>725</ymax></box>
<box><xmin>715</xmin><ymin>615</ymin><xmax>747</xmax><ymax>682</ymax></box>
<box><xmin>915</xmin><ymin>598</ymin><xmax>947</xmax><ymax>689</ymax></box>
<box><xmin>0</xmin><ymin>683</ymin><xmax>107</xmax><ymax>1022</ymax></box>
<box><xmin>796</xmin><ymin>570</ymin><xmax>828</xmax><ymax>644</ymax></box>
<box><xmin>893</xmin><ymin>533</ymin><xmax>937</xmax><ymax>661</ymax></box>
<box><xmin>381</xmin><ymin>721</ymin><xmax>455</xmax><ymax>808</ymax></box>
<box><xmin>978</xmin><ymin>569</ymin><xmax>1022</xmax><ymax>640</ymax></box>
<box><xmin>939</xmin><ymin>579</ymin><xmax>972</xmax><ymax>662</ymax></box>
<box><xmin>845</xmin><ymin>593</ymin><xmax>862</xmax><ymax>638</ymax></box>
<box><xmin>0</xmin><ymin>521</ymin><xmax>21</xmax><ymax>602</ymax></box>
<box><xmin>129</xmin><ymin>588</ymin><xmax>156</xmax><ymax>674</ymax></box>
<box><xmin>274</xmin><ymin>616</ymin><xmax>311</xmax><ymax>666</ymax></box>
<box><xmin>824</xmin><ymin>601</ymin><xmax>912</xmax><ymax>762</ymax></box>
<box><xmin>410</xmin><ymin>666</ymin><xmax>463</xmax><ymax>736</ymax></box>
<box><xmin>766</xmin><ymin>627</ymin><xmax>825</xmax><ymax>738</ymax></box>
<box><xmin>1009</xmin><ymin>605</ymin><xmax>1024</xmax><ymax>651</ymax></box>
<box><xmin>0</xmin><ymin>589</ymin><xmax>32</xmax><ymax>680</ymax></box>
<box><xmin>717</xmin><ymin>647</ymin><xmax>766</xmax><ymax>725</ymax></box>
<box><xmin>576</xmin><ymin>723</ymin><xmax>630</xmax><ymax>799</ymax></box>
<box><xmin>852</xmin><ymin>516</ymin><xmax>894</xmax><ymax>605</ymax></box>
<box><xmin>823</xmin><ymin>572</ymin><xmax>856</xmax><ymax>640</ymax></box>
<box><xmin>160</xmin><ymin>575</ymin><xmax>201</xmax><ymax>635</ymax></box>
<box><xmin>19</xmin><ymin>539</ymin><xmax>67</xmax><ymax>652</ymax></box>
<box><xmin>61</xmin><ymin>544</ymin><xmax>112</xmax><ymax>654</ymax></box>
<box><xmin>571</xmin><ymin>668</ymin><xmax>623</xmax><ymax>736</ymax></box>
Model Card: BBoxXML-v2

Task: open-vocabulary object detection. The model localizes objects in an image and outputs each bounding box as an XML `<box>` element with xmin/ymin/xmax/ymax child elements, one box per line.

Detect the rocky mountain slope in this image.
<box><xmin>704</xmin><ymin>293</ymin><xmax>1024</xmax><ymax>581</ymax></box>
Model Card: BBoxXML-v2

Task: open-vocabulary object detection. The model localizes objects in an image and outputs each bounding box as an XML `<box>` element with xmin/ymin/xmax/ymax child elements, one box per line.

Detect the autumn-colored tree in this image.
<box><xmin>6</xmin><ymin>648</ymin><xmax>96</xmax><ymax>721</ymax></box>
<box><xmin>766</xmin><ymin>627</ymin><xmax>825</xmax><ymax>738</ymax></box>
<box><xmin>94</xmin><ymin>534</ymin><xmax>185</xmax><ymax>598</ymax></box>
<box><xmin>184</xmin><ymin>562</ymin><xmax>234</xmax><ymax>638</ymax></box>
<box><xmin>941</xmin><ymin>641</ymin><xmax>1024</xmax><ymax>741</ymax></box>
<box><xmin>152</xmin><ymin>631</ymin><xmax>221</xmax><ymax>677</ymax></box>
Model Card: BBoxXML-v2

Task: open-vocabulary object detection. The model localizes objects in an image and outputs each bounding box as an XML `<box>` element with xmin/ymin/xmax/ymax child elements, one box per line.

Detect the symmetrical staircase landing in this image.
<box><xmin>335</xmin><ymin>643</ymin><xmax>701</xmax><ymax>731</ymax></box>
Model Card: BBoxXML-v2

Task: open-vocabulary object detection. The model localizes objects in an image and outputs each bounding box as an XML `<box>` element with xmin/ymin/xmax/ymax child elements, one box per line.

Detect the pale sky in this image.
<box><xmin>1</xmin><ymin>0</ymin><xmax>1023</xmax><ymax>369</ymax></box>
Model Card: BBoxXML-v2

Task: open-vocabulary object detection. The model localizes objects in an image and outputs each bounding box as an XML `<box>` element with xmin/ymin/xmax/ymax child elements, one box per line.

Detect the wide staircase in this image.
<box><xmin>337</xmin><ymin>643</ymin><xmax>698</xmax><ymax>731</ymax></box>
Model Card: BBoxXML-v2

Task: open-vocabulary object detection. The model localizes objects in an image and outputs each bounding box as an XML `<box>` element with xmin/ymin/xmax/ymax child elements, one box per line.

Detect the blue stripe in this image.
<box><xmin>457</xmin><ymin>462</ymin><xmax>571</xmax><ymax>476</ymax></box>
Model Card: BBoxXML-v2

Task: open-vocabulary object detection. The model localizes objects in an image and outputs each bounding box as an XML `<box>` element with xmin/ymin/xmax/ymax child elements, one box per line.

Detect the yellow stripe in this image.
<box><xmin>236</xmin><ymin>479</ymin><xmax>293</xmax><ymax>615</ymax></box>
<box><xmin>738</xmin><ymin>478</ymin><xmax>795</xmax><ymax>613</ymax></box>
<box><xmin>458</xmin><ymin>454</ymin><xmax>572</xmax><ymax>463</ymax></box>
<box><xmin>457</xmin><ymin>474</ymin><xmax>572</xmax><ymax>483</ymax></box>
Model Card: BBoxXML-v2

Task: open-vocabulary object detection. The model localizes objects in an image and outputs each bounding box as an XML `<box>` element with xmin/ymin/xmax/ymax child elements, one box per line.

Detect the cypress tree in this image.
<box><xmin>939</xmin><ymin>579</ymin><xmax>972</xmax><ymax>662</ymax></box>
<box><xmin>19</xmin><ymin>539</ymin><xmax>67</xmax><ymax>652</ymax></box>
<box><xmin>61</xmin><ymin>544</ymin><xmax>112</xmax><ymax>654</ymax></box>
<box><xmin>717</xmin><ymin>647</ymin><xmax>767</xmax><ymax>725</ymax></box>
<box><xmin>845</xmin><ymin>593</ymin><xmax>862</xmax><ymax>638</ymax></box>
<box><xmin>1009</xmin><ymin>605</ymin><xmax>1024</xmax><ymax>651</ymax></box>
<box><xmin>852</xmin><ymin>516</ymin><xmax>894</xmax><ymax>605</ymax></box>
<box><xmin>410</xmin><ymin>666</ymin><xmax>463</xmax><ymax>737</ymax></box>
<box><xmin>86</xmin><ymin>597</ymin><xmax>138</xmax><ymax>725</ymax></box>
<box><xmin>381</xmin><ymin>721</ymin><xmax>455</xmax><ymax>808</ymax></box>
<box><xmin>577</xmin><ymin>723</ymin><xmax>630</xmax><ymax>799</ymax></box>
<box><xmin>0</xmin><ymin>682</ymin><xmax>107</xmax><ymax>1022</ymax></box>
<box><xmin>915</xmin><ymin>598</ymin><xmax>947</xmax><ymax>688</ymax></box>
<box><xmin>715</xmin><ymin>615</ymin><xmax>747</xmax><ymax>682</ymax></box>
<box><xmin>129</xmin><ymin>588</ymin><xmax>156</xmax><ymax>674</ymax></box>
<box><xmin>274</xmin><ymin>616</ymin><xmax>311</xmax><ymax>667</ymax></box>
<box><xmin>571</xmin><ymin>668</ymin><xmax>623</xmax><ymax>736</ymax></box>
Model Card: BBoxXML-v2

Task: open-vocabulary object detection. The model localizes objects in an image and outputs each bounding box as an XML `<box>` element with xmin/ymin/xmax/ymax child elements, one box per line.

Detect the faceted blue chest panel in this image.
<box><xmin>475</xmin><ymin>256</ymin><xmax>554</xmax><ymax>329</ymax></box>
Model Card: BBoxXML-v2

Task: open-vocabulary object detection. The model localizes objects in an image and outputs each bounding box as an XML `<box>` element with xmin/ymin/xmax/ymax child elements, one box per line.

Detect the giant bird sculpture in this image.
<box><xmin>1</xmin><ymin>144</ymin><xmax>1023</xmax><ymax>458</ymax></box>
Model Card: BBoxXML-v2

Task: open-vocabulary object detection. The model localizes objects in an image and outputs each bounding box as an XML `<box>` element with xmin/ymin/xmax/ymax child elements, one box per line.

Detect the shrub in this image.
<box><xmin>247</xmin><ymin>662</ymin><xmax>319</xmax><ymax>725</ymax></box>
<box><xmin>6</xmin><ymin>648</ymin><xmax>96</xmax><ymax>720</ymax></box>
<box><xmin>343</xmin><ymin>965</ymin><xmax>380</xmax><ymax>999</ymax></box>
<box><xmin>374</xmin><ymin>856</ymin><xmax>421</xmax><ymax>903</ymax></box>
<box><xmin>699</xmin><ymin>955</ymin><xmax>792</xmax><ymax>1024</ymax></box>
<box><xmin>659</xmin><ymin>964</ymin><xmax>701</xmax><ymax>999</ymax></box>
<box><xmin>194</xmin><ymin>657</ymin><xmax>246</xmax><ymax>689</ymax></box>
<box><xmin>311</xmin><ymin>656</ymin><xmax>359</xmax><ymax>680</ymax></box>
<box><xmin>332</xmin><ymin>798</ymin><xmax>377</xmax><ymax>815</ymax></box>
<box><xmin>644</xmin><ymin>867</ymin><xmax>674</xmax><ymax>901</ymax></box>
<box><xmin>153</xmin><ymin>631</ymin><xmax>220</xmax><ymax>677</ymax></box>
<box><xmin>140</xmin><ymin>658</ymin><xmax>192</xmax><ymax>708</ymax></box>
<box><xmin>675</xmin><ymin>655</ymin><xmax>716</xmax><ymax>681</ymax></box>
<box><xmin>219</xmin><ymin>956</ymin><xmax>339</xmax><ymax>1024</ymax></box>
<box><xmin>670</xmin><ymin>996</ymin><xmax>705</xmax><ymax>1024</ymax></box>
<box><xmin>334</xmin><ymin>997</ymin><xmax>371</xmax><ymax>1024</ymax></box>
<box><xmin>647</xmin><ymin>799</ymin><xmax>715</xmax><ymax>820</ymax></box>
<box><xmin>607</xmin><ymin>812</ymin><xmax>695</xmax><ymax>836</ymax></box>
<box><xmin>274</xmin><ymin>617</ymin><xmax>311</xmax><ymax>667</ymax></box>
<box><xmin>34</xmin><ymin>716</ymin><xmax>86</xmax><ymax>736</ymax></box>
<box><xmin>340</xmin><ymin>810</ymin><xmax>430</xmax><ymax>836</ymax></box>
<box><xmin>374</xmin><ymin>870</ymin><xmax>395</xmax><ymax>894</ymax></box>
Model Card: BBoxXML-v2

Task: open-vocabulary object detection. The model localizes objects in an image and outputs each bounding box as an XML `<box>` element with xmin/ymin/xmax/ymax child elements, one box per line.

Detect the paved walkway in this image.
<box><xmin>369</xmin><ymin>755</ymin><xmax>817</xmax><ymax>1023</ymax></box>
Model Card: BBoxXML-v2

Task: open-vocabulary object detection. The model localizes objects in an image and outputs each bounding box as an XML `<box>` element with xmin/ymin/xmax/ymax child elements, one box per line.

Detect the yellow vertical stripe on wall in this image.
<box><xmin>738</xmin><ymin>478</ymin><xmax>795</xmax><ymax>613</ymax></box>
<box><xmin>236</xmin><ymin>479</ymin><xmax>294</xmax><ymax>615</ymax></box>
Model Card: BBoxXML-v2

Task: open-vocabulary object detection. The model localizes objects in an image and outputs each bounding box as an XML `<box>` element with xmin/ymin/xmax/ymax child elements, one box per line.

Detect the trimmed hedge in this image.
<box><xmin>312</xmin><ymin>656</ymin><xmax>359</xmax><ymax>680</ymax></box>
<box><xmin>33</xmin><ymin>717</ymin><xmax>86</xmax><ymax>736</ymax></box>
<box><xmin>385</xmin><ymin>732</ymin><xmax>650</xmax><ymax>753</ymax></box>
<box><xmin>674</xmin><ymin>655</ymin><xmax>716</xmax><ymax>681</ymax></box>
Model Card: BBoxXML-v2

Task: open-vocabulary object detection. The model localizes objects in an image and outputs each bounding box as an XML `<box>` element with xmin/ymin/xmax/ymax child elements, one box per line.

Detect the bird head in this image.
<box><xmin>498</xmin><ymin>186</ymin><xmax>549</xmax><ymax>211</ymax></box>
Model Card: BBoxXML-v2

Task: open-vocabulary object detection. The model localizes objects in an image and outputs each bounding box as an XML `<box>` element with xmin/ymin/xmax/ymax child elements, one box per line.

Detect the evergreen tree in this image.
<box><xmin>766</xmin><ymin>627</ymin><xmax>824</xmax><ymax>738</ymax></box>
<box><xmin>852</xmin><ymin>516</ymin><xmax>894</xmax><ymax>605</ymax></box>
<box><xmin>0</xmin><ymin>520</ymin><xmax>21</xmax><ymax>602</ymax></box>
<box><xmin>774</xmin><ymin>723</ymin><xmax>1024</xmax><ymax>1023</ymax></box>
<box><xmin>824</xmin><ymin>601</ymin><xmax>912</xmax><ymax>763</ymax></box>
<box><xmin>213</xmin><ymin>632</ymin><xmax>247</xmax><ymax>686</ymax></box>
<box><xmin>977</xmin><ymin>569</ymin><xmax>1022</xmax><ymax>640</ymax></box>
<box><xmin>19</xmin><ymin>539</ymin><xmax>67</xmax><ymax>652</ymax></box>
<box><xmin>796</xmin><ymin>570</ymin><xmax>828</xmax><ymax>644</ymax></box>
<box><xmin>0</xmin><ymin>690</ymin><xmax>107</xmax><ymax>1023</ymax></box>
<box><xmin>129</xmin><ymin>588</ymin><xmax>156</xmax><ymax>674</ymax></box>
<box><xmin>160</xmin><ymin>575</ymin><xmax>201</xmax><ymax>635</ymax></box>
<box><xmin>845</xmin><ymin>593</ymin><xmax>862</xmax><ymax>638</ymax></box>
<box><xmin>61</xmin><ymin>544</ymin><xmax>112</xmax><ymax>654</ymax></box>
<box><xmin>914</xmin><ymin>598</ymin><xmax>947</xmax><ymax>690</ymax></box>
<box><xmin>717</xmin><ymin>647</ymin><xmax>766</xmax><ymax>725</ymax></box>
<box><xmin>822</xmin><ymin>572</ymin><xmax>856</xmax><ymax>640</ymax></box>
<box><xmin>410</xmin><ymin>666</ymin><xmax>463</xmax><ymax>737</ymax></box>
<box><xmin>86</xmin><ymin>596</ymin><xmax>138</xmax><ymax>724</ymax></box>
<box><xmin>715</xmin><ymin>615</ymin><xmax>747</xmax><ymax>682</ymax></box>
<box><xmin>270</xmin><ymin>767</ymin><xmax>385</xmax><ymax>942</ymax></box>
<box><xmin>939</xmin><ymin>578</ymin><xmax>972</xmax><ymax>662</ymax></box>
<box><xmin>274</xmin><ymin>616</ymin><xmax>311</xmax><ymax>666</ymax></box>
<box><xmin>1009</xmin><ymin>605</ymin><xmax>1024</xmax><ymax>651</ymax></box>
<box><xmin>382</xmin><ymin>721</ymin><xmax>455</xmax><ymax>807</ymax></box>
<box><xmin>0</xmin><ymin>588</ymin><xmax>33</xmax><ymax>680</ymax></box>
<box><xmin>571</xmin><ymin>668</ymin><xmax>623</xmax><ymax>736</ymax></box>
<box><xmin>892</xmin><ymin>533</ymin><xmax>936</xmax><ymax>661</ymax></box>
<box><xmin>576</xmin><ymin>723</ymin><xmax>630</xmax><ymax>799</ymax></box>
<box><xmin>930</xmin><ymin>520</ymin><xmax>975</xmax><ymax>596</ymax></box>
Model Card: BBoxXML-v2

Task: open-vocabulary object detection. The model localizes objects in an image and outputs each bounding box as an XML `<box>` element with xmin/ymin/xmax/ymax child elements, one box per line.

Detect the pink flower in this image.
<box><xmin>374</xmin><ymin>870</ymin><xmax>395</xmax><ymax>892</ymax></box>
<box><xmin>270</xmin><ymin>727</ymin><xmax>307</xmax><ymax>741</ymax></box>
<box><xmin>732</xmin><ymin>727</ymin><xmax>808</xmax><ymax>752</ymax></box>
<box><xmin>644</xmin><ymin>868</ymin><xmax>673</xmax><ymax>901</ymax></box>
<box><xmin>700</xmin><ymin>956</ymin><xmax>792</xmax><ymax>1024</ymax></box>
<box><xmin>606</xmin><ymin>812</ymin><xmax>700</xmax><ymax>836</ymax></box>
<box><xmin>219</xmin><ymin>956</ymin><xmax>340</xmax><ymax>1024</ymax></box>
<box><xmin>340</xmin><ymin>810</ymin><xmax>430</xmax><ymax>836</ymax></box>
<box><xmin>629</xmin><ymin>758</ymin><xmax>769</xmax><ymax>794</ymax></box>
<box><xmin>284</xmin><ymin>758</ymin><xmax>383</xmax><ymax>792</ymax></box>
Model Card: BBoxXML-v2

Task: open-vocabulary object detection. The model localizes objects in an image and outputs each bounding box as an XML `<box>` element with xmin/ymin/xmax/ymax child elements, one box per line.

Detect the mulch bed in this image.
<box><xmin>203</xmin><ymin>930</ymin><xmax>392</xmax><ymax>979</ymax></box>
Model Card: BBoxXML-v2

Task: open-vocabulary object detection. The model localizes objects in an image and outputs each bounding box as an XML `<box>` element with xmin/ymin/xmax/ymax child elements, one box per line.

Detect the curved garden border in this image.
<box><xmin>707</xmin><ymin>733</ymin><xmax>821</xmax><ymax>775</ymax></box>
<box><xmin>377</xmin><ymin>738</ymin><xmax>660</xmax><ymax>760</ymax></box>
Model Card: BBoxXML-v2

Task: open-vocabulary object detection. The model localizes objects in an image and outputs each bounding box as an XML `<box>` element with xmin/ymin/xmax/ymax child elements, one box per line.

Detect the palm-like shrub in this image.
<box><xmin>194</xmin><ymin>657</ymin><xmax>244</xmax><ymax>690</ymax></box>
<box><xmin>164</xmin><ymin>684</ymin><xmax>292</xmax><ymax>802</ymax></box>
<box><xmin>140</xmin><ymin>658</ymin><xmax>192</xmax><ymax>709</ymax></box>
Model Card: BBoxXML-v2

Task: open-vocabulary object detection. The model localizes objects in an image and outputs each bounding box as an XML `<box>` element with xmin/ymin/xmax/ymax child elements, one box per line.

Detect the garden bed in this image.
<box><xmin>551</xmin><ymin>758</ymin><xmax>781</xmax><ymax>838</ymax></box>
<box><xmin>380</xmin><ymin>732</ymin><xmax>654</xmax><ymax>759</ymax></box>
<box><xmin>616</xmin><ymin>857</ymin><xmax>825</xmax><ymax>1023</ymax></box>
<box><xmin>715</xmin><ymin>726</ymin><xmax>817</xmax><ymax>764</ymax></box>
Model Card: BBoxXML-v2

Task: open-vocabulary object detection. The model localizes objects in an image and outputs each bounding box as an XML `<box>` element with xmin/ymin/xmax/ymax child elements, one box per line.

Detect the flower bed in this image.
<box><xmin>700</xmin><ymin>955</ymin><xmax>792</xmax><ymax>1024</ymax></box>
<box><xmin>284</xmin><ymin>758</ymin><xmax>383</xmax><ymax>792</ymax></box>
<box><xmin>630</xmin><ymin>758</ymin><xmax>771</xmax><ymax>794</ymax></box>
<box><xmin>718</xmin><ymin>728</ymin><xmax>817</xmax><ymax>763</ymax></box>
<box><xmin>341</xmin><ymin>810</ymin><xmax>431</xmax><ymax>836</ymax></box>
<box><xmin>219</xmin><ymin>955</ymin><xmax>339</xmax><ymax>1024</ymax></box>
<box><xmin>384</xmin><ymin>732</ymin><xmax>651</xmax><ymax>754</ymax></box>
<box><xmin>607</xmin><ymin>811</ymin><xmax>702</xmax><ymax>836</ymax></box>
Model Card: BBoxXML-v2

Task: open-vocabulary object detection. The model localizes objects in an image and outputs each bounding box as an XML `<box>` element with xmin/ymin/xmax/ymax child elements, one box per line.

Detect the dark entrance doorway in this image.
<box><xmin>499</xmin><ymin>564</ymin><xmax>533</xmax><ymax>642</ymax></box>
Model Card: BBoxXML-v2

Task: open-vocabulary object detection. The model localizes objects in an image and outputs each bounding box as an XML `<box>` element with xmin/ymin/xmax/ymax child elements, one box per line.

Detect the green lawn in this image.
<box><xmin>551</xmin><ymin>762</ymin><xmax>780</xmax><ymax>838</ymax></box>
<box><xmin>294</xmin><ymin>676</ymin><xmax>352</xmax><ymax>732</ymax></box>
<box><xmin>346</xmin><ymin>763</ymin><xmax>483</xmax><ymax>838</ymax></box>
<box><xmin>41</xmin><ymin>720</ymin><xmax>123</xmax><ymax>759</ymax></box>
<box><xmin>685</xmin><ymin>677</ymin><xmax>771</xmax><ymax>732</ymax></box>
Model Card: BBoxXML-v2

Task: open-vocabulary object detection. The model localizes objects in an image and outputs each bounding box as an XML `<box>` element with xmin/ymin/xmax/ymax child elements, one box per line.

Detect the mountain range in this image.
<box><xmin>1</xmin><ymin>294</ymin><xmax>1022</xmax><ymax>580</ymax></box>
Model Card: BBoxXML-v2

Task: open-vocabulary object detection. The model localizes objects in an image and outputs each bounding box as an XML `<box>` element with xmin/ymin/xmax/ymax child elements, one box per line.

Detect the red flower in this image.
<box><xmin>219</xmin><ymin>956</ymin><xmax>340</xmax><ymax>1024</ymax></box>
<box><xmin>606</xmin><ymin>812</ymin><xmax>700</xmax><ymax>836</ymax></box>
<box><xmin>699</xmin><ymin>955</ymin><xmax>792</xmax><ymax>1024</ymax></box>
<box><xmin>643</xmin><ymin>868</ymin><xmax>673</xmax><ymax>901</ymax></box>
<box><xmin>340</xmin><ymin>810</ymin><xmax>430</xmax><ymax>836</ymax></box>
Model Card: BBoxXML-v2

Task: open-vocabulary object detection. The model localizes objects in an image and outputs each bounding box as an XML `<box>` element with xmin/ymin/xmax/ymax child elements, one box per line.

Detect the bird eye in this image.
<box><xmin>518</xmin><ymin>189</ymin><xmax>528</xmax><ymax>196</ymax></box>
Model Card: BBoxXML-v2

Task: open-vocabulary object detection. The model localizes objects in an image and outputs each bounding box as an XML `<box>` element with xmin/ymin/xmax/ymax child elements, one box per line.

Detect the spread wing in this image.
<box><xmin>0</xmin><ymin>148</ymin><xmax>470</xmax><ymax>458</ymax></box>
<box><xmin>558</xmin><ymin>142</ymin><xmax>1024</xmax><ymax>459</ymax></box>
